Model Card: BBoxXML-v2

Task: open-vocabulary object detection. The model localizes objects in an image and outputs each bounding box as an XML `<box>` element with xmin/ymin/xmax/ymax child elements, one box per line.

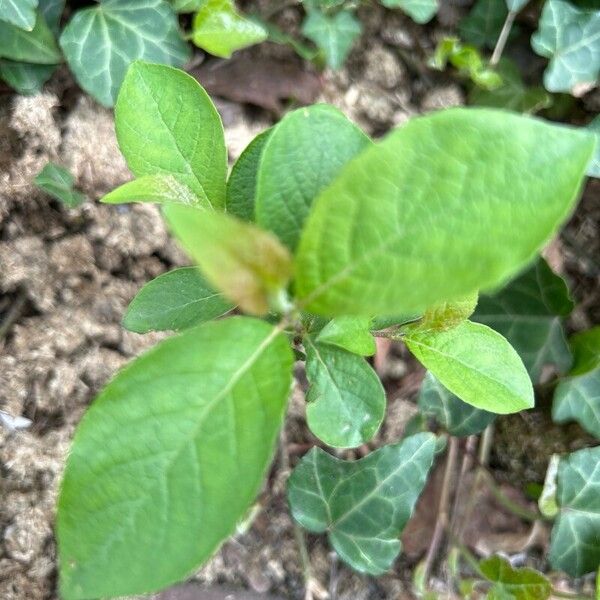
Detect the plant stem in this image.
<box><xmin>449</xmin><ymin>435</ymin><xmax>478</xmax><ymax>535</ymax></box>
<box><xmin>490</xmin><ymin>10</ymin><xmax>516</xmax><ymax>66</ymax></box>
<box><xmin>481</xmin><ymin>470</ymin><xmax>542</xmax><ymax>522</ymax></box>
<box><xmin>0</xmin><ymin>289</ymin><xmax>26</xmax><ymax>341</ymax></box>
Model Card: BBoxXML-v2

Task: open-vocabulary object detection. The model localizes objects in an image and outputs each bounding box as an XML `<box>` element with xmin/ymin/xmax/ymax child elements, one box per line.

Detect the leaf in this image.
<box><xmin>59</xmin><ymin>0</ymin><xmax>190</xmax><ymax>107</ymax></box>
<box><xmin>294</xmin><ymin>108</ymin><xmax>593</xmax><ymax>319</ymax></box>
<box><xmin>58</xmin><ymin>317</ymin><xmax>293</xmax><ymax>599</ymax></box>
<box><xmin>418</xmin><ymin>371</ymin><xmax>496</xmax><ymax>436</ymax></box>
<box><xmin>192</xmin><ymin>0</ymin><xmax>267</xmax><ymax>58</ymax></box>
<box><xmin>287</xmin><ymin>433</ymin><xmax>436</xmax><ymax>575</ymax></box>
<box><xmin>586</xmin><ymin>116</ymin><xmax>600</xmax><ymax>178</ymax></box>
<box><xmin>304</xmin><ymin>336</ymin><xmax>385</xmax><ymax>448</ymax></box>
<box><xmin>418</xmin><ymin>293</ymin><xmax>478</xmax><ymax>333</ymax></box>
<box><xmin>0</xmin><ymin>0</ymin><xmax>37</xmax><ymax>31</ymax></box>
<box><xmin>549</xmin><ymin>446</ymin><xmax>600</xmax><ymax>576</ymax></box>
<box><xmin>531</xmin><ymin>0</ymin><xmax>600</xmax><ymax>94</ymax></box>
<box><xmin>301</xmin><ymin>9</ymin><xmax>362</xmax><ymax>70</ymax></box>
<box><xmin>316</xmin><ymin>316</ymin><xmax>376</xmax><ymax>356</ymax></box>
<box><xmin>226</xmin><ymin>128</ymin><xmax>272</xmax><ymax>222</ymax></box>
<box><xmin>459</xmin><ymin>0</ymin><xmax>509</xmax><ymax>49</ymax></box>
<box><xmin>172</xmin><ymin>0</ymin><xmax>204</xmax><ymax>11</ymax></box>
<box><xmin>405</xmin><ymin>321</ymin><xmax>534</xmax><ymax>414</ymax></box>
<box><xmin>0</xmin><ymin>59</ymin><xmax>54</xmax><ymax>94</ymax></box>
<box><xmin>380</xmin><ymin>0</ymin><xmax>438</xmax><ymax>24</ymax></box>
<box><xmin>506</xmin><ymin>0</ymin><xmax>528</xmax><ymax>11</ymax></box>
<box><xmin>115</xmin><ymin>61</ymin><xmax>227</xmax><ymax>209</ymax></box>
<box><xmin>39</xmin><ymin>0</ymin><xmax>63</xmax><ymax>35</ymax></box>
<box><xmin>473</xmin><ymin>258</ymin><xmax>573</xmax><ymax>383</ymax></box>
<box><xmin>34</xmin><ymin>162</ymin><xmax>86</xmax><ymax>208</ymax></box>
<box><xmin>570</xmin><ymin>326</ymin><xmax>600</xmax><ymax>375</ymax></box>
<box><xmin>255</xmin><ymin>104</ymin><xmax>370</xmax><ymax>251</ymax></box>
<box><xmin>164</xmin><ymin>205</ymin><xmax>293</xmax><ymax>316</ymax></box>
<box><xmin>123</xmin><ymin>267</ymin><xmax>233</xmax><ymax>333</ymax></box>
<box><xmin>479</xmin><ymin>556</ymin><xmax>551</xmax><ymax>600</ymax></box>
<box><xmin>0</xmin><ymin>12</ymin><xmax>61</xmax><ymax>63</ymax></box>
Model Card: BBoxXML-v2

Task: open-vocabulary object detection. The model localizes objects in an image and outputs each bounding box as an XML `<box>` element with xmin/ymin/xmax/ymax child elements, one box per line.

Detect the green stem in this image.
<box><xmin>490</xmin><ymin>10</ymin><xmax>516</xmax><ymax>66</ymax></box>
<box><xmin>481</xmin><ymin>470</ymin><xmax>543</xmax><ymax>523</ymax></box>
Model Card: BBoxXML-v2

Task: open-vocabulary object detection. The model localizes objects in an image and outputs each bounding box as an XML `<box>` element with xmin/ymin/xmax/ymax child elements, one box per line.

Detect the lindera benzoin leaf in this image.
<box><xmin>0</xmin><ymin>0</ymin><xmax>38</xmax><ymax>30</ymax></box>
<box><xmin>418</xmin><ymin>293</ymin><xmax>478</xmax><ymax>332</ymax></box>
<box><xmin>57</xmin><ymin>317</ymin><xmax>293</xmax><ymax>599</ymax></box>
<box><xmin>288</xmin><ymin>433</ymin><xmax>436</xmax><ymax>575</ymax></box>
<box><xmin>0</xmin><ymin>12</ymin><xmax>61</xmax><ymax>64</ymax></box>
<box><xmin>405</xmin><ymin>321</ymin><xmax>534</xmax><ymax>414</ymax></box>
<box><xmin>586</xmin><ymin>116</ymin><xmax>600</xmax><ymax>178</ymax></box>
<box><xmin>101</xmin><ymin>175</ymin><xmax>201</xmax><ymax>207</ymax></box>
<box><xmin>294</xmin><ymin>109</ymin><xmax>593</xmax><ymax>318</ymax></box>
<box><xmin>255</xmin><ymin>104</ymin><xmax>371</xmax><ymax>251</ymax></box>
<box><xmin>379</xmin><ymin>0</ymin><xmax>438</xmax><ymax>24</ymax></box>
<box><xmin>418</xmin><ymin>372</ymin><xmax>496</xmax><ymax>436</ymax></box>
<box><xmin>479</xmin><ymin>555</ymin><xmax>551</xmax><ymax>600</ymax></box>
<box><xmin>531</xmin><ymin>0</ymin><xmax>600</xmax><ymax>94</ymax></box>
<box><xmin>316</xmin><ymin>316</ymin><xmax>376</xmax><ymax>356</ymax></box>
<box><xmin>164</xmin><ymin>205</ymin><xmax>293</xmax><ymax>315</ymax></box>
<box><xmin>549</xmin><ymin>446</ymin><xmax>600</xmax><ymax>576</ymax></box>
<box><xmin>34</xmin><ymin>162</ymin><xmax>86</xmax><ymax>208</ymax></box>
<box><xmin>59</xmin><ymin>0</ymin><xmax>190</xmax><ymax>107</ymax></box>
<box><xmin>474</xmin><ymin>258</ymin><xmax>574</xmax><ymax>383</ymax></box>
<box><xmin>304</xmin><ymin>335</ymin><xmax>385</xmax><ymax>448</ymax></box>
<box><xmin>115</xmin><ymin>62</ymin><xmax>227</xmax><ymax>208</ymax></box>
<box><xmin>123</xmin><ymin>267</ymin><xmax>233</xmax><ymax>333</ymax></box>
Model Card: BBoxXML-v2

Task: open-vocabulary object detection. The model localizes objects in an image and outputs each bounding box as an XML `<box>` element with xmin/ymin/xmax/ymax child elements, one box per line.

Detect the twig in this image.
<box><xmin>0</xmin><ymin>289</ymin><xmax>26</xmax><ymax>341</ymax></box>
<box><xmin>449</xmin><ymin>435</ymin><xmax>478</xmax><ymax>535</ymax></box>
<box><xmin>490</xmin><ymin>10</ymin><xmax>516</xmax><ymax>66</ymax></box>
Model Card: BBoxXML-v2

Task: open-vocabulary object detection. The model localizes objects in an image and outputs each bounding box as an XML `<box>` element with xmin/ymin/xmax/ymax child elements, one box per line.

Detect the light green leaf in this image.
<box><xmin>287</xmin><ymin>433</ymin><xmax>436</xmax><ymax>575</ymax></box>
<box><xmin>101</xmin><ymin>175</ymin><xmax>202</xmax><ymax>207</ymax></box>
<box><xmin>60</xmin><ymin>0</ymin><xmax>190</xmax><ymax>107</ymax></box>
<box><xmin>480</xmin><ymin>555</ymin><xmax>551</xmax><ymax>600</ymax></box>
<box><xmin>294</xmin><ymin>108</ymin><xmax>593</xmax><ymax>318</ymax></box>
<box><xmin>531</xmin><ymin>0</ymin><xmax>600</xmax><ymax>94</ymax></box>
<box><xmin>256</xmin><ymin>104</ymin><xmax>370</xmax><ymax>251</ymax></box>
<box><xmin>0</xmin><ymin>12</ymin><xmax>61</xmax><ymax>63</ymax></box>
<box><xmin>0</xmin><ymin>0</ymin><xmax>37</xmax><ymax>31</ymax></box>
<box><xmin>418</xmin><ymin>293</ymin><xmax>478</xmax><ymax>333</ymax></box>
<box><xmin>418</xmin><ymin>371</ymin><xmax>496</xmax><ymax>436</ymax></box>
<box><xmin>34</xmin><ymin>162</ymin><xmax>86</xmax><ymax>208</ymax></box>
<box><xmin>123</xmin><ymin>267</ymin><xmax>233</xmax><ymax>333</ymax></box>
<box><xmin>0</xmin><ymin>59</ymin><xmax>54</xmax><ymax>94</ymax></box>
<box><xmin>549</xmin><ymin>446</ymin><xmax>600</xmax><ymax>576</ymax></box>
<box><xmin>164</xmin><ymin>205</ymin><xmax>293</xmax><ymax>316</ymax></box>
<box><xmin>58</xmin><ymin>317</ymin><xmax>293</xmax><ymax>599</ymax></box>
<box><xmin>115</xmin><ymin>62</ymin><xmax>227</xmax><ymax>209</ymax></box>
<box><xmin>473</xmin><ymin>258</ymin><xmax>573</xmax><ymax>383</ymax></box>
<box><xmin>380</xmin><ymin>0</ymin><xmax>438</xmax><ymax>24</ymax></box>
<box><xmin>586</xmin><ymin>116</ymin><xmax>600</xmax><ymax>178</ymax></box>
<box><xmin>405</xmin><ymin>321</ymin><xmax>534</xmax><ymax>414</ymax></box>
<box><xmin>302</xmin><ymin>9</ymin><xmax>362</xmax><ymax>70</ymax></box>
<box><xmin>316</xmin><ymin>316</ymin><xmax>376</xmax><ymax>356</ymax></box>
<box><xmin>304</xmin><ymin>336</ymin><xmax>385</xmax><ymax>448</ymax></box>
<box><xmin>192</xmin><ymin>0</ymin><xmax>267</xmax><ymax>58</ymax></box>
<box><xmin>226</xmin><ymin>128</ymin><xmax>272</xmax><ymax>222</ymax></box>
<box><xmin>459</xmin><ymin>0</ymin><xmax>509</xmax><ymax>49</ymax></box>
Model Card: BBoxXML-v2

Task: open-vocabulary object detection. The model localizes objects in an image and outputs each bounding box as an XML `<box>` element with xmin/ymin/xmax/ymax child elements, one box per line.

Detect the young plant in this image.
<box><xmin>56</xmin><ymin>60</ymin><xmax>595</xmax><ymax>599</ymax></box>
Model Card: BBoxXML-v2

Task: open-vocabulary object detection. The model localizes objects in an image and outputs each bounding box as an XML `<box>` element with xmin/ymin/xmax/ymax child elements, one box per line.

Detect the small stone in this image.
<box><xmin>4</xmin><ymin>507</ymin><xmax>51</xmax><ymax>563</ymax></box>
<box><xmin>420</xmin><ymin>84</ymin><xmax>465</xmax><ymax>112</ymax></box>
<box><xmin>364</xmin><ymin>44</ymin><xmax>406</xmax><ymax>89</ymax></box>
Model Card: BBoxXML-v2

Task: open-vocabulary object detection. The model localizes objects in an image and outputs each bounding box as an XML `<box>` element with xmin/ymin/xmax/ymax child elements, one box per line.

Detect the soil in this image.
<box><xmin>0</xmin><ymin>3</ymin><xmax>598</xmax><ymax>600</ymax></box>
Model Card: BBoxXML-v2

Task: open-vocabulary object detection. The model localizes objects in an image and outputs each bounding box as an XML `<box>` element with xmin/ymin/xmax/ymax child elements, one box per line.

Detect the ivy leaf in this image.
<box><xmin>192</xmin><ymin>0</ymin><xmax>267</xmax><ymax>58</ymax></box>
<box><xmin>295</xmin><ymin>109</ymin><xmax>593</xmax><ymax>319</ymax></box>
<box><xmin>287</xmin><ymin>433</ymin><xmax>436</xmax><ymax>575</ymax></box>
<box><xmin>418</xmin><ymin>372</ymin><xmax>496</xmax><ymax>436</ymax></box>
<box><xmin>58</xmin><ymin>317</ymin><xmax>293</xmax><ymax>599</ymax></box>
<box><xmin>0</xmin><ymin>59</ymin><xmax>54</xmax><ymax>94</ymax></box>
<box><xmin>380</xmin><ymin>0</ymin><xmax>438</xmax><ymax>24</ymax></box>
<box><xmin>405</xmin><ymin>321</ymin><xmax>534</xmax><ymax>414</ymax></box>
<box><xmin>586</xmin><ymin>116</ymin><xmax>600</xmax><ymax>178</ymax></box>
<box><xmin>39</xmin><ymin>0</ymin><xmax>63</xmax><ymax>35</ymax></box>
<box><xmin>301</xmin><ymin>9</ymin><xmax>362</xmax><ymax>70</ymax></box>
<box><xmin>256</xmin><ymin>104</ymin><xmax>370</xmax><ymax>251</ymax></box>
<box><xmin>459</xmin><ymin>0</ymin><xmax>509</xmax><ymax>49</ymax></box>
<box><xmin>304</xmin><ymin>336</ymin><xmax>385</xmax><ymax>448</ymax></box>
<box><xmin>531</xmin><ymin>0</ymin><xmax>600</xmax><ymax>94</ymax></box>
<box><xmin>479</xmin><ymin>555</ymin><xmax>551</xmax><ymax>600</ymax></box>
<box><xmin>0</xmin><ymin>0</ymin><xmax>38</xmax><ymax>31</ymax></box>
<box><xmin>0</xmin><ymin>11</ymin><xmax>61</xmax><ymax>63</ymax></box>
<box><xmin>473</xmin><ymin>258</ymin><xmax>573</xmax><ymax>383</ymax></box>
<box><xmin>172</xmin><ymin>0</ymin><xmax>204</xmax><ymax>11</ymax></box>
<box><xmin>115</xmin><ymin>61</ymin><xmax>227</xmax><ymax>209</ymax></box>
<box><xmin>549</xmin><ymin>446</ymin><xmax>600</xmax><ymax>576</ymax></box>
<box><xmin>60</xmin><ymin>0</ymin><xmax>190</xmax><ymax>107</ymax></box>
<box><xmin>101</xmin><ymin>175</ymin><xmax>202</xmax><ymax>207</ymax></box>
<box><xmin>164</xmin><ymin>205</ymin><xmax>293</xmax><ymax>316</ymax></box>
<box><xmin>34</xmin><ymin>162</ymin><xmax>86</xmax><ymax>208</ymax></box>
<box><xmin>123</xmin><ymin>267</ymin><xmax>233</xmax><ymax>333</ymax></box>
<box><xmin>316</xmin><ymin>316</ymin><xmax>376</xmax><ymax>356</ymax></box>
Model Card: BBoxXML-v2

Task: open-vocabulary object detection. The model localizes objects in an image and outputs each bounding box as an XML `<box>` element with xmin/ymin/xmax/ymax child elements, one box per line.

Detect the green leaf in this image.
<box><xmin>123</xmin><ymin>267</ymin><xmax>233</xmax><ymax>333</ymax></box>
<box><xmin>459</xmin><ymin>0</ymin><xmax>509</xmax><ymax>49</ymax></box>
<box><xmin>380</xmin><ymin>0</ymin><xmax>438</xmax><ymax>24</ymax></box>
<box><xmin>549</xmin><ymin>446</ymin><xmax>600</xmax><ymax>576</ymax></box>
<box><xmin>0</xmin><ymin>0</ymin><xmax>37</xmax><ymax>31</ymax></box>
<box><xmin>60</xmin><ymin>0</ymin><xmax>190</xmax><ymax>107</ymax></box>
<box><xmin>316</xmin><ymin>316</ymin><xmax>376</xmax><ymax>356</ymax></box>
<box><xmin>226</xmin><ymin>128</ymin><xmax>272</xmax><ymax>222</ymax></box>
<box><xmin>294</xmin><ymin>108</ymin><xmax>593</xmax><ymax>319</ymax></box>
<box><xmin>301</xmin><ymin>9</ymin><xmax>362</xmax><ymax>70</ymax></box>
<box><xmin>0</xmin><ymin>11</ymin><xmax>61</xmax><ymax>63</ymax></box>
<box><xmin>570</xmin><ymin>326</ymin><xmax>600</xmax><ymax>375</ymax></box>
<box><xmin>192</xmin><ymin>0</ymin><xmax>267</xmax><ymax>58</ymax></box>
<box><xmin>39</xmin><ymin>0</ymin><xmax>63</xmax><ymax>35</ymax></box>
<box><xmin>255</xmin><ymin>105</ymin><xmax>370</xmax><ymax>251</ymax></box>
<box><xmin>479</xmin><ymin>556</ymin><xmax>551</xmax><ymax>600</ymax></box>
<box><xmin>115</xmin><ymin>62</ymin><xmax>227</xmax><ymax>209</ymax></box>
<box><xmin>172</xmin><ymin>0</ymin><xmax>204</xmax><ymax>11</ymax></box>
<box><xmin>531</xmin><ymin>0</ymin><xmax>600</xmax><ymax>94</ymax></box>
<box><xmin>164</xmin><ymin>205</ymin><xmax>293</xmax><ymax>316</ymax></box>
<box><xmin>0</xmin><ymin>59</ymin><xmax>54</xmax><ymax>94</ymax></box>
<box><xmin>287</xmin><ymin>433</ymin><xmax>436</xmax><ymax>575</ymax></box>
<box><xmin>34</xmin><ymin>162</ymin><xmax>86</xmax><ymax>208</ymax></box>
<box><xmin>506</xmin><ymin>0</ymin><xmax>528</xmax><ymax>11</ymax></box>
<box><xmin>473</xmin><ymin>258</ymin><xmax>573</xmax><ymax>383</ymax></box>
<box><xmin>405</xmin><ymin>321</ymin><xmax>534</xmax><ymax>414</ymax></box>
<box><xmin>418</xmin><ymin>372</ymin><xmax>496</xmax><ymax>436</ymax></box>
<box><xmin>58</xmin><ymin>317</ymin><xmax>293</xmax><ymax>599</ymax></box>
<box><xmin>586</xmin><ymin>116</ymin><xmax>600</xmax><ymax>178</ymax></box>
<box><xmin>304</xmin><ymin>336</ymin><xmax>385</xmax><ymax>448</ymax></box>
<box><xmin>418</xmin><ymin>293</ymin><xmax>478</xmax><ymax>333</ymax></box>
